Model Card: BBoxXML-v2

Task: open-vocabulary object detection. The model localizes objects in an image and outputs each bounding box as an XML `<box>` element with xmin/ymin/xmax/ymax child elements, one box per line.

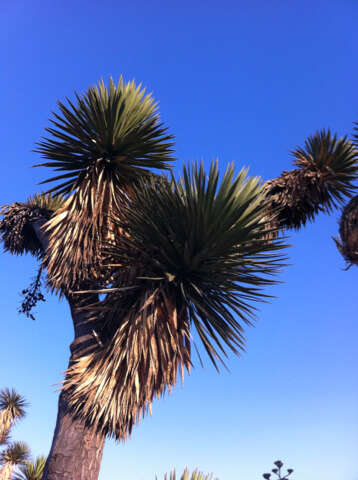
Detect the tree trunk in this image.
<box><xmin>0</xmin><ymin>464</ymin><xmax>13</xmax><ymax>480</ymax></box>
<box><xmin>40</xmin><ymin>393</ymin><xmax>105</xmax><ymax>480</ymax></box>
<box><xmin>0</xmin><ymin>412</ymin><xmax>11</xmax><ymax>445</ymax></box>
<box><xmin>41</xmin><ymin>294</ymin><xmax>106</xmax><ymax>480</ymax></box>
<box><xmin>32</xmin><ymin>220</ymin><xmax>106</xmax><ymax>480</ymax></box>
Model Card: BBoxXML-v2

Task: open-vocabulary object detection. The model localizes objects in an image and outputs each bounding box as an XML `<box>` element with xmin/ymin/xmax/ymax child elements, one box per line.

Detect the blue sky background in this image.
<box><xmin>1</xmin><ymin>1</ymin><xmax>357</xmax><ymax>479</ymax></box>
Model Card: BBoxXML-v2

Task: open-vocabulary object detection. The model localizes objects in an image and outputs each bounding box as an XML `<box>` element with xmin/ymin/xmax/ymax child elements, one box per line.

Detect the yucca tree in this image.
<box><xmin>0</xmin><ymin>442</ymin><xmax>29</xmax><ymax>480</ymax></box>
<box><xmin>2</xmin><ymin>77</ymin><xmax>175</xmax><ymax>480</ymax></box>
<box><xmin>1</xmin><ymin>77</ymin><xmax>357</xmax><ymax>480</ymax></box>
<box><xmin>62</xmin><ymin>131</ymin><xmax>358</xmax><ymax>441</ymax></box>
<box><xmin>160</xmin><ymin>467</ymin><xmax>217</xmax><ymax>480</ymax></box>
<box><xmin>0</xmin><ymin>390</ymin><xmax>27</xmax><ymax>446</ymax></box>
<box><xmin>13</xmin><ymin>456</ymin><xmax>47</xmax><ymax>480</ymax></box>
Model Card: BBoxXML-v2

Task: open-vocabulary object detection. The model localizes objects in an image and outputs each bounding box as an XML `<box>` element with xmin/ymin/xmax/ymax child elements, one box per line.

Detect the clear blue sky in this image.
<box><xmin>1</xmin><ymin>1</ymin><xmax>357</xmax><ymax>479</ymax></box>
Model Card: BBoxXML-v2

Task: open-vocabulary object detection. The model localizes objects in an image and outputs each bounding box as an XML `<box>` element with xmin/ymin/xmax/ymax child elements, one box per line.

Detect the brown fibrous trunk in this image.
<box><xmin>41</xmin><ymin>293</ymin><xmax>106</xmax><ymax>480</ymax></box>
<box><xmin>40</xmin><ymin>391</ymin><xmax>105</xmax><ymax>480</ymax></box>
<box><xmin>0</xmin><ymin>412</ymin><xmax>11</xmax><ymax>445</ymax></box>
<box><xmin>0</xmin><ymin>463</ymin><xmax>13</xmax><ymax>480</ymax></box>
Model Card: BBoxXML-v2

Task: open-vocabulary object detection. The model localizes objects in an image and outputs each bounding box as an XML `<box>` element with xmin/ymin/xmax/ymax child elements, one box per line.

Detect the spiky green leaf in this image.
<box><xmin>34</xmin><ymin>77</ymin><xmax>175</xmax><ymax>196</ymax></box>
<box><xmin>13</xmin><ymin>456</ymin><xmax>47</xmax><ymax>480</ymax></box>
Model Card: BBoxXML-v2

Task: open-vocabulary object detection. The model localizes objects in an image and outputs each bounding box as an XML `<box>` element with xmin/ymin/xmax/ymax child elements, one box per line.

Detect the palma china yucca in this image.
<box><xmin>0</xmin><ymin>389</ymin><xmax>27</xmax><ymax>446</ymax></box>
<box><xmin>0</xmin><ymin>442</ymin><xmax>29</xmax><ymax>480</ymax></box>
<box><xmin>0</xmin><ymin>387</ymin><xmax>46</xmax><ymax>480</ymax></box>
<box><xmin>12</xmin><ymin>456</ymin><xmax>47</xmax><ymax>480</ymax></box>
<box><xmin>1</xmin><ymin>77</ymin><xmax>357</xmax><ymax>479</ymax></box>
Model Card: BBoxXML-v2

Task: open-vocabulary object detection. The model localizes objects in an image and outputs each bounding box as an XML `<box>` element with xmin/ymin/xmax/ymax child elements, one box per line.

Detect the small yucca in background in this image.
<box><xmin>0</xmin><ymin>389</ymin><xmax>27</xmax><ymax>445</ymax></box>
<box><xmin>0</xmin><ymin>441</ymin><xmax>30</xmax><ymax>480</ymax></box>
<box><xmin>159</xmin><ymin>467</ymin><xmax>217</xmax><ymax>480</ymax></box>
<box><xmin>13</xmin><ymin>455</ymin><xmax>47</xmax><ymax>480</ymax></box>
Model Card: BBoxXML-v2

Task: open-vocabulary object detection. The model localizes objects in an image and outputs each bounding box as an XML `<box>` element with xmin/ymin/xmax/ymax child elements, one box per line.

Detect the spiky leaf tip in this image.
<box><xmin>34</xmin><ymin>76</ymin><xmax>175</xmax><ymax>196</ymax></box>
<box><xmin>103</xmin><ymin>160</ymin><xmax>287</xmax><ymax>369</ymax></box>
<box><xmin>161</xmin><ymin>468</ymin><xmax>217</xmax><ymax>480</ymax></box>
<box><xmin>26</xmin><ymin>192</ymin><xmax>66</xmax><ymax>212</ymax></box>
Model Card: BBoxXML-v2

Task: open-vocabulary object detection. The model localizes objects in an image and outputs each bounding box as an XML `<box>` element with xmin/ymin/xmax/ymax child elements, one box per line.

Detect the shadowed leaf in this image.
<box><xmin>0</xmin><ymin>193</ymin><xmax>65</xmax><ymax>258</ymax></box>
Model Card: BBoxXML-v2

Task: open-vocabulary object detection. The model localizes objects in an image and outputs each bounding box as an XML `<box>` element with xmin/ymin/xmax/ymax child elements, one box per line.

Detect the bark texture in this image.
<box><xmin>41</xmin><ymin>393</ymin><xmax>105</xmax><ymax>480</ymax></box>
<box><xmin>41</xmin><ymin>295</ymin><xmax>106</xmax><ymax>480</ymax></box>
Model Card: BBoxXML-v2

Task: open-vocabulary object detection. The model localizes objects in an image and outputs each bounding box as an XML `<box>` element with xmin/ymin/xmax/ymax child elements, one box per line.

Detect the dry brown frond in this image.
<box><xmin>263</xmin><ymin>168</ymin><xmax>331</xmax><ymax>232</ymax></box>
<box><xmin>0</xmin><ymin>463</ymin><xmax>12</xmax><ymax>479</ymax></box>
<box><xmin>0</xmin><ymin>411</ymin><xmax>11</xmax><ymax>445</ymax></box>
<box><xmin>63</xmin><ymin>286</ymin><xmax>191</xmax><ymax>440</ymax></box>
<box><xmin>0</xmin><ymin>429</ymin><xmax>10</xmax><ymax>446</ymax></box>
<box><xmin>43</xmin><ymin>166</ymin><xmax>126</xmax><ymax>293</ymax></box>
<box><xmin>0</xmin><ymin>193</ymin><xmax>65</xmax><ymax>259</ymax></box>
<box><xmin>0</xmin><ymin>203</ymin><xmax>51</xmax><ymax>258</ymax></box>
<box><xmin>334</xmin><ymin>195</ymin><xmax>358</xmax><ymax>267</ymax></box>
